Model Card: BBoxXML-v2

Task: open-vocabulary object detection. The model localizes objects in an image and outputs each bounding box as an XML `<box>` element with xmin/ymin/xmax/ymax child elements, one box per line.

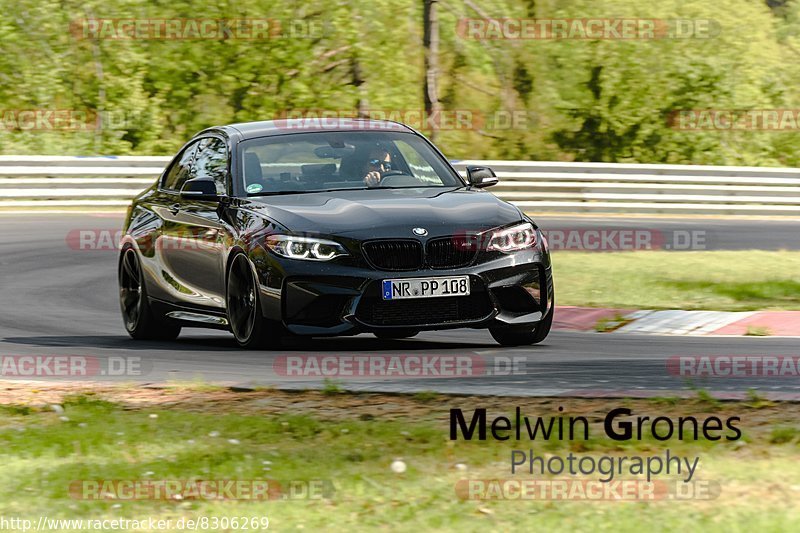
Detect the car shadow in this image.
<box><xmin>1</xmin><ymin>335</ymin><xmax>241</xmax><ymax>352</ymax></box>
<box><xmin>281</xmin><ymin>335</ymin><xmax>495</xmax><ymax>352</ymax></box>
<box><xmin>2</xmin><ymin>332</ymin><xmax>496</xmax><ymax>352</ymax></box>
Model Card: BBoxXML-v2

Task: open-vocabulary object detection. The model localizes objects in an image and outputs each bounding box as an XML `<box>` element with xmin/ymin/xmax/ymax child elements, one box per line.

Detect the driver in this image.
<box><xmin>362</xmin><ymin>148</ymin><xmax>393</xmax><ymax>187</ymax></box>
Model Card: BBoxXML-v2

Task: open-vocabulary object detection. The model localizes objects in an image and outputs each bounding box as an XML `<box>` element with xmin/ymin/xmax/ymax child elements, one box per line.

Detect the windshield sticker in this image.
<box><xmin>246</xmin><ymin>183</ymin><xmax>264</xmax><ymax>194</ymax></box>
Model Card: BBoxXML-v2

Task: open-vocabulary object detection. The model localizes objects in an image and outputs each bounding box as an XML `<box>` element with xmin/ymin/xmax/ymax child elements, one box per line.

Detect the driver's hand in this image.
<box><xmin>364</xmin><ymin>171</ymin><xmax>382</xmax><ymax>187</ymax></box>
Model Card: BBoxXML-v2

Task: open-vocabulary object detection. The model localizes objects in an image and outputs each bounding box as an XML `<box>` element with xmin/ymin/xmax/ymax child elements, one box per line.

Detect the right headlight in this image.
<box><xmin>264</xmin><ymin>235</ymin><xmax>347</xmax><ymax>261</ymax></box>
<box><xmin>486</xmin><ymin>222</ymin><xmax>537</xmax><ymax>252</ymax></box>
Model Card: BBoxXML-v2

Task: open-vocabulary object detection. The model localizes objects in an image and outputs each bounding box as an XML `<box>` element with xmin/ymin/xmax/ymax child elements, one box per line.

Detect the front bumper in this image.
<box><xmin>251</xmin><ymin>247</ymin><xmax>553</xmax><ymax>336</ymax></box>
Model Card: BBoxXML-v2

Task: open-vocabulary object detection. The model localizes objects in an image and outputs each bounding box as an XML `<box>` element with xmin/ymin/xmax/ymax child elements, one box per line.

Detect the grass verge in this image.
<box><xmin>0</xmin><ymin>385</ymin><xmax>799</xmax><ymax>531</ymax></box>
<box><xmin>553</xmin><ymin>251</ymin><xmax>800</xmax><ymax>311</ymax></box>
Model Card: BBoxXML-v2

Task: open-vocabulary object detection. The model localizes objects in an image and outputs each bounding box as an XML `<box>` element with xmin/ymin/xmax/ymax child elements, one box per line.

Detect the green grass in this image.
<box><xmin>594</xmin><ymin>313</ymin><xmax>630</xmax><ymax>332</ymax></box>
<box><xmin>1</xmin><ymin>396</ymin><xmax>800</xmax><ymax>531</ymax></box>
<box><xmin>745</xmin><ymin>326</ymin><xmax>772</xmax><ymax>337</ymax></box>
<box><xmin>553</xmin><ymin>251</ymin><xmax>800</xmax><ymax>310</ymax></box>
<box><xmin>321</xmin><ymin>378</ymin><xmax>345</xmax><ymax>395</ymax></box>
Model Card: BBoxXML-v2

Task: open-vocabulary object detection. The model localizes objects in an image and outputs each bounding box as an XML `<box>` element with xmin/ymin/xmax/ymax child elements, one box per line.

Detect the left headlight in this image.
<box><xmin>265</xmin><ymin>235</ymin><xmax>347</xmax><ymax>261</ymax></box>
<box><xmin>486</xmin><ymin>222</ymin><xmax>537</xmax><ymax>252</ymax></box>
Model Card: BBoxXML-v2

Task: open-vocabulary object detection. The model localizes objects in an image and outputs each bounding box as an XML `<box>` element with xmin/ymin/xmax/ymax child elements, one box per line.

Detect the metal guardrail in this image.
<box><xmin>2</xmin><ymin>156</ymin><xmax>800</xmax><ymax>214</ymax></box>
<box><xmin>0</xmin><ymin>156</ymin><xmax>169</xmax><ymax>207</ymax></box>
<box><xmin>451</xmin><ymin>160</ymin><xmax>800</xmax><ymax>215</ymax></box>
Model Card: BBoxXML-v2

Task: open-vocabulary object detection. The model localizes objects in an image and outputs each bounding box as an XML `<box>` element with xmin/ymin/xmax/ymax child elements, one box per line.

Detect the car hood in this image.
<box><xmin>244</xmin><ymin>187</ymin><xmax>525</xmax><ymax>239</ymax></box>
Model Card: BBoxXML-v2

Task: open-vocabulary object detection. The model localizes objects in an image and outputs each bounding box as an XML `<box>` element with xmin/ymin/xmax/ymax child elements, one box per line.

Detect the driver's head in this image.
<box><xmin>362</xmin><ymin>148</ymin><xmax>392</xmax><ymax>175</ymax></box>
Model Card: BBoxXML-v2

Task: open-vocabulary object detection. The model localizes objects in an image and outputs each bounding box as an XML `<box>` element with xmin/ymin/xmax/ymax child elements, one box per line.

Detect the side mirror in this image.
<box><xmin>180</xmin><ymin>178</ymin><xmax>220</xmax><ymax>201</ymax></box>
<box><xmin>466</xmin><ymin>166</ymin><xmax>499</xmax><ymax>188</ymax></box>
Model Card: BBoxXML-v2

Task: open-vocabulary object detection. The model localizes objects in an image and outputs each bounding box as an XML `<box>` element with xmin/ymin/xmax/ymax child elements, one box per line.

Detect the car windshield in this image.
<box><xmin>239</xmin><ymin>131</ymin><xmax>464</xmax><ymax>195</ymax></box>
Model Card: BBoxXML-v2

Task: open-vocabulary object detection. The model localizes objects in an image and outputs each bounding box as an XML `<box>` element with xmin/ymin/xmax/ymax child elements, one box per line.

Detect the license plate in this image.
<box><xmin>382</xmin><ymin>276</ymin><xmax>470</xmax><ymax>300</ymax></box>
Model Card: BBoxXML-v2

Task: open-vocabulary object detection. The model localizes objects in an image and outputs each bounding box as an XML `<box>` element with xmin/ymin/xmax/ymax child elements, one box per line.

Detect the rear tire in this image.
<box><xmin>373</xmin><ymin>329</ymin><xmax>420</xmax><ymax>340</ymax></box>
<box><xmin>119</xmin><ymin>247</ymin><xmax>181</xmax><ymax>341</ymax></box>
<box><xmin>226</xmin><ymin>254</ymin><xmax>284</xmax><ymax>349</ymax></box>
<box><xmin>489</xmin><ymin>305</ymin><xmax>553</xmax><ymax>347</ymax></box>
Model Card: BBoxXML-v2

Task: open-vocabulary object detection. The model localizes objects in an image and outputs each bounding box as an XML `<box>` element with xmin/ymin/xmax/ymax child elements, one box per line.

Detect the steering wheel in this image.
<box><xmin>378</xmin><ymin>171</ymin><xmax>422</xmax><ymax>187</ymax></box>
<box><xmin>380</xmin><ymin>170</ymin><xmax>408</xmax><ymax>178</ymax></box>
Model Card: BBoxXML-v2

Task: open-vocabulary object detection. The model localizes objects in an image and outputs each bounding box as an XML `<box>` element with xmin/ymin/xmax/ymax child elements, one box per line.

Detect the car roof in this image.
<box><xmin>210</xmin><ymin>118</ymin><xmax>416</xmax><ymax>140</ymax></box>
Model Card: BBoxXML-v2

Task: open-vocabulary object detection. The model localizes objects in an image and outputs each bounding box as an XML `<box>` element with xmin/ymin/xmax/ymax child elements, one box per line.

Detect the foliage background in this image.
<box><xmin>1</xmin><ymin>0</ymin><xmax>799</xmax><ymax>164</ymax></box>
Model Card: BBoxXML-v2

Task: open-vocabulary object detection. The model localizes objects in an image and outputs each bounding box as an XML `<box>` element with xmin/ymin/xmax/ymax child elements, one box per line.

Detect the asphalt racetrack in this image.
<box><xmin>1</xmin><ymin>213</ymin><xmax>798</xmax><ymax>399</ymax></box>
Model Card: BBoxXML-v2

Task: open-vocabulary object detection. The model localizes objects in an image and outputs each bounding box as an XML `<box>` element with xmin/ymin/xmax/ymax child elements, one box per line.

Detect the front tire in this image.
<box><xmin>226</xmin><ymin>254</ymin><xmax>283</xmax><ymax>349</ymax></box>
<box><xmin>489</xmin><ymin>305</ymin><xmax>553</xmax><ymax>347</ymax></box>
<box><xmin>118</xmin><ymin>247</ymin><xmax>181</xmax><ymax>341</ymax></box>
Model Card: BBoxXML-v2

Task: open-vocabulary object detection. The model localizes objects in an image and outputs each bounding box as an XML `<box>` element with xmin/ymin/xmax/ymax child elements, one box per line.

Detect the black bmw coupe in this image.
<box><xmin>118</xmin><ymin>118</ymin><xmax>554</xmax><ymax>348</ymax></box>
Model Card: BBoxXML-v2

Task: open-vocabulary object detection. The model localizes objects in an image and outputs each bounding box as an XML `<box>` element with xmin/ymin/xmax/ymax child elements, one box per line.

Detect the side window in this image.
<box><xmin>162</xmin><ymin>141</ymin><xmax>200</xmax><ymax>191</ymax></box>
<box><xmin>193</xmin><ymin>138</ymin><xmax>229</xmax><ymax>195</ymax></box>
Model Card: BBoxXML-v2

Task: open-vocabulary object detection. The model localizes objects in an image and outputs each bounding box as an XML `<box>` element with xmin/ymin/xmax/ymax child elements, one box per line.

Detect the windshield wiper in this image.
<box><xmin>249</xmin><ymin>187</ymin><xmax>370</xmax><ymax>197</ymax></box>
<box><xmin>248</xmin><ymin>190</ymin><xmax>315</xmax><ymax>197</ymax></box>
<box><xmin>365</xmin><ymin>185</ymin><xmax>460</xmax><ymax>190</ymax></box>
<box><xmin>248</xmin><ymin>185</ymin><xmax>459</xmax><ymax>197</ymax></box>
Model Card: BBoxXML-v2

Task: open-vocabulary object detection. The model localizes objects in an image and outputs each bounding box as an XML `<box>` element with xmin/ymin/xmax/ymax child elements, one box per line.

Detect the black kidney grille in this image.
<box><xmin>426</xmin><ymin>236</ymin><xmax>479</xmax><ymax>269</ymax></box>
<box><xmin>362</xmin><ymin>240</ymin><xmax>423</xmax><ymax>271</ymax></box>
